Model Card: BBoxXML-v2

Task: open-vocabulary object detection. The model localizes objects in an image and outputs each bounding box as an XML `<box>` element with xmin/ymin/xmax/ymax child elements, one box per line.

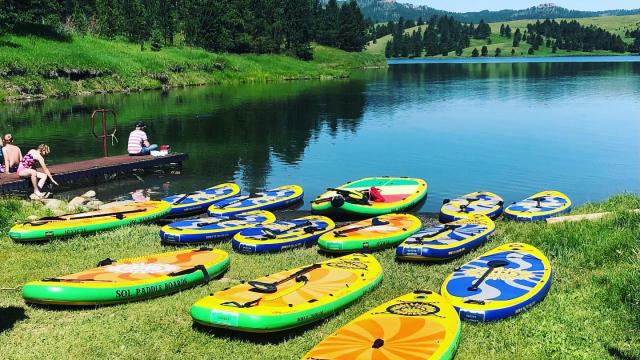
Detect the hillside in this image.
<box><xmin>355</xmin><ymin>0</ymin><xmax>640</xmax><ymax>22</ymax></box>
<box><xmin>0</xmin><ymin>32</ymin><xmax>385</xmax><ymax>102</ymax></box>
<box><xmin>367</xmin><ymin>14</ymin><xmax>640</xmax><ymax>57</ymax></box>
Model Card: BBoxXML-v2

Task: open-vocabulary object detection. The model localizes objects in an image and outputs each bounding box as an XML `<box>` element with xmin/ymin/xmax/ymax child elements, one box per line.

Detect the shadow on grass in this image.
<box><xmin>606</xmin><ymin>346</ymin><xmax>639</xmax><ymax>360</ymax></box>
<box><xmin>0</xmin><ymin>306</ymin><xmax>28</xmax><ymax>333</ymax></box>
<box><xmin>0</xmin><ymin>40</ymin><xmax>20</xmax><ymax>48</ymax></box>
<box><xmin>12</xmin><ymin>22</ymin><xmax>72</xmax><ymax>42</ymax></box>
<box><xmin>192</xmin><ymin>317</ymin><xmax>326</xmax><ymax>345</ymax></box>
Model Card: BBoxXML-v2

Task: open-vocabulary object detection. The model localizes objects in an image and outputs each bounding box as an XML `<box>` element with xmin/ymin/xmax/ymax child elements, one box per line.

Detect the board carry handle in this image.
<box><xmin>248</xmin><ymin>263</ymin><xmax>322</xmax><ymax>294</ymax></box>
<box><xmin>530</xmin><ymin>196</ymin><xmax>546</xmax><ymax>208</ymax></box>
<box><xmin>168</xmin><ymin>264</ymin><xmax>211</xmax><ymax>284</ymax></box>
<box><xmin>467</xmin><ymin>259</ymin><xmax>509</xmax><ymax>291</ymax></box>
<box><xmin>334</xmin><ymin>218</ymin><xmax>390</xmax><ymax>237</ymax></box>
<box><xmin>415</xmin><ymin>224</ymin><xmax>462</xmax><ymax>241</ymax></box>
<box><xmin>459</xmin><ymin>197</ymin><xmax>481</xmax><ymax>212</ymax></box>
<box><xmin>29</xmin><ymin>208</ymin><xmax>148</xmax><ymax>226</ymax></box>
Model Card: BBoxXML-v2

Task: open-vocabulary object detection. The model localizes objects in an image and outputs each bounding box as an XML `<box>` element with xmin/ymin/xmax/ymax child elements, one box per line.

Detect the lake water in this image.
<box><xmin>1</xmin><ymin>59</ymin><xmax>639</xmax><ymax>212</ymax></box>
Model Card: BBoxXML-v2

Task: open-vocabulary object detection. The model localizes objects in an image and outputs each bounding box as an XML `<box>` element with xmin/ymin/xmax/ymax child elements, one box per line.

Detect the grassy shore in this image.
<box><xmin>0</xmin><ymin>194</ymin><xmax>639</xmax><ymax>359</ymax></box>
<box><xmin>0</xmin><ymin>32</ymin><xmax>386</xmax><ymax>102</ymax></box>
<box><xmin>367</xmin><ymin>14</ymin><xmax>640</xmax><ymax>58</ymax></box>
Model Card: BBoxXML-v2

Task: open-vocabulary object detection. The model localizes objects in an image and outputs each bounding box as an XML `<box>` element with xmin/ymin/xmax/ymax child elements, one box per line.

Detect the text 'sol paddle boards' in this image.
<box><xmin>439</xmin><ymin>191</ymin><xmax>504</xmax><ymax>223</ymax></box>
<box><xmin>397</xmin><ymin>215</ymin><xmax>495</xmax><ymax>262</ymax></box>
<box><xmin>232</xmin><ymin>215</ymin><xmax>335</xmax><ymax>253</ymax></box>
<box><xmin>311</xmin><ymin>177</ymin><xmax>427</xmax><ymax>217</ymax></box>
<box><xmin>22</xmin><ymin>248</ymin><xmax>229</xmax><ymax>305</ymax></box>
<box><xmin>504</xmin><ymin>191</ymin><xmax>572</xmax><ymax>221</ymax></box>
<box><xmin>208</xmin><ymin>185</ymin><xmax>303</xmax><ymax>216</ymax></box>
<box><xmin>191</xmin><ymin>253</ymin><xmax>382</xmax><ymax>332</ymax></box>
<box><xmin>318</xmin><ymin>214</ymin><xmax>422</xmax><ymax>253</ymax></box>
<box><xmin>160</xmin><ymin>210</ymin><xmax>276</xmax><ymax>244</ymax></box>
<box><xmin>162</xmin><ymin>183</ymin><xmax>240</xmax><ymax>216</ymax></box>
<box><xmin>10</xmin><ymin>201</ymin><xmax>170</xmax><ymax>242</ymax></box>
<box><xmin>302</xmin><ymin>290</ymin><xmax>461</xmax><ymax>360</ymax></box>
<box><xmin>441</xmin><ymin>243</ymin><xmax>552</xmax><ymax>322</ymax></box>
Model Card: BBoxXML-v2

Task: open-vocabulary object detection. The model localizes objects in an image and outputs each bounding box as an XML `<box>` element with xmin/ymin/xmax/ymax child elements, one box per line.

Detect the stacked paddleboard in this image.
<box><xmin>312</xmin><ymin>177</ymin><xmax>427</xmax><ymax>216</ymax></box>
<box><xmin>439</xmin><ymin>191</ymin><xmax>504</xmax><ymax>223</ymax></box>
<box><xmin>209</xmin><ymin>185</ymin><xmax>304</xmax><ymax>216</ymax></box>
<box><xmin>232</xmin><ymin>215</ymin><xmax>334</xmax><ymax>253</ymax></box>
<box><xmin>162</xmin><ymin>183</ymin><xmax>240</xmax><ymax>216</ymax></box>
<box><xmin>191</xmin><ymin>254</ymin><xmax>383</xmax><ymax>332</ymax></box>
<box><xmin>22</xmin><ymin>248</ymin><xmax>230</xmax><ymax>305</ymax></box>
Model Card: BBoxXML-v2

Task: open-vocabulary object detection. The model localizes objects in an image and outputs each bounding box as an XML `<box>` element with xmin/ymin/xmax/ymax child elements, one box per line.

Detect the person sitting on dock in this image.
<box><xmin>18</xmin><ymin>144</ymin><xmax>58</xmax><ymax>198</ymax></box>
<box><xmin>1</xmin><ymin>134</ymin><xmax>22</xmax><ymax>174</ymax></box>
<box><xmin>128</xmin><ymin>121</ymin><xmax>158</xmax><ymax>156</ymax></box>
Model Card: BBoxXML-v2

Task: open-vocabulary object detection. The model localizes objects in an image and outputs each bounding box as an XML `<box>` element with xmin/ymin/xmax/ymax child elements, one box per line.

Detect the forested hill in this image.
<box><xmin>353</xmin><ymin>0</ymin><xmax>640</xmax><ymax>22</ymax></box>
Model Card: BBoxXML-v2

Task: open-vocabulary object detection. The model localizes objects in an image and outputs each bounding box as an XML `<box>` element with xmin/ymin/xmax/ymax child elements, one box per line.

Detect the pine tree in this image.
<box><xmin>123</xmin><ymin>0</ymin><xmax>149</xmax><ymax>46</ymax></box>
<box><xmin>512</xmin><ymin>28</ymin><xmax>521</xmax><ymax>47</ymax></box>
<box><xmin>500</xmin><ymin>24</ymin><xmax>505</xmax><ymax>36</ymax></box>
<box><xmin>317</xmin><ymin>0</ymin><xmax>340</xmax><ymax>47</ymax></box>
<box><xmin>511</xmin><ymin>48</ymin><xmax>516</xmax><ymax>55</ymax></box>
<box><xmin>96</xmin><ymin>0</ymin><xmax>123</xmax><ymax>38</ymax></box>
<box><xmin>157</xmin><ymin>0</ymin><xmax>176</xmax><ymax>45</ymax></box>
<box><xmin>495</xmin><ymin>47</ymin><xmax>501</xmax><ymax>57</ymax></box>
<box><xmin>337</xmin><ymin>0</ymin><xmax>367</xmax><ymax>52</ymax></box>
<box><xmin>150</xmin><ymin>28</ymin><xmax>162</xmax><ymax>51</ymax></box>
<box><xmin>481</xmin><ymin>45</ymin><xmax>488</xmax><ymax>56</ymax></box>
<box><xmin>475</xmin><ymin>19</ymin><xmax>491</xmax><ymax>39</ymax></box>
<box><xmin>471</xmin><ymin>48</ymin><xmax>479</xmax><ymax>57</ymax></box>
<box><xmin>505</xmin><ymin>25</ymin><xmax>512</xmax><ymax>38</ymax></box>
<box><xmin>528</xmin><ymin>47</ymin><xmax>534</xmax><ymax>55</ymax></box>
<box><xmin>284</xmin><ymin>0</ymin><xmax>314</xmax><ymax>59</ymax></box>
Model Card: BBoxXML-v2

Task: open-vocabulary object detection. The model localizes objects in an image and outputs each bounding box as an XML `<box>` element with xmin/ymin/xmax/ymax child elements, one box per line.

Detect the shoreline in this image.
<box><xmin>387</xmin><ymin>55</ymin><xmax>640</xmax><ymax>64</ymax></box>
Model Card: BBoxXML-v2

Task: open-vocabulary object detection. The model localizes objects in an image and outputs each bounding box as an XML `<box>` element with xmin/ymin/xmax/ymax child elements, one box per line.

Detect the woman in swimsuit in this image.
<box><xmin>1</xmin><ymin>134</ymin><xmax>22</xmax><ymax>174</ymax></box>
<box><xmin>18</xmin><ymin>144</ymin><xmax>58</xmax><ymax>198</ymax></box>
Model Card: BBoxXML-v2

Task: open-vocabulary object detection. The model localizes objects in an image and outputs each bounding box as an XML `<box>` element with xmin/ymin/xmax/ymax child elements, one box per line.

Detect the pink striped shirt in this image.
<box><xmin>127</xmin><ymin>130</ymin><xmax>148</xmax><ymax>154</ymax></box>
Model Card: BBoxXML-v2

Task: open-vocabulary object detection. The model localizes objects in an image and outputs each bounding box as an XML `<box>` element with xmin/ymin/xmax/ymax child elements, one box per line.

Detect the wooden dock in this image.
<box><xmin>0</xmin><ymin>153</ymin><xmax>188</xmax><ymax>194</ymax></box>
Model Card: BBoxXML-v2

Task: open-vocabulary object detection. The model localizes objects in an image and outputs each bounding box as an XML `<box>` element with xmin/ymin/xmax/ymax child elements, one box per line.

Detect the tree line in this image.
<box><xmin>384</xmin><ymin>16</ymin><xmax>490</xmax><ymax>58</ymax></box>
<box><xmin>0</xmin><ymin>0</ymin><xmax>369</xmax><ymax>60</ymax></box>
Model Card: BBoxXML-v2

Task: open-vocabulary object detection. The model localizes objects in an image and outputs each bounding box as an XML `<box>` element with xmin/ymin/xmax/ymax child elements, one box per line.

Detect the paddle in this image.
<box><xmin>29</xmin><ymin>208</ymin><xmax>148</xmax><ymax>226</ymax></box>
<box><xmin>333</xmin><ymin>217</ymin><xmax>390</xmax><ymax>238</ymax></box>
<box><xmin>248</xmin><ymin>263</ymin><xmax>322</xmax><ymax>294</ymax></box>
<box><xmin>260</xmin><ymin>220</ymin><xmax>314</xmax><ymax>239</ymax></box>
<box><xmin>170</xmin><ymin>191</ymin><xmax>199</xmax><ymax>205</ymax></box>
<box><xmin>467</xmin><ymin>259</ymin><xmax>509</xmax><ymax>291</ymax></box>
<box><xmin>414</xmin><ymin>224</ymin><xmax>462</xmax><ymax>242</ymax></box>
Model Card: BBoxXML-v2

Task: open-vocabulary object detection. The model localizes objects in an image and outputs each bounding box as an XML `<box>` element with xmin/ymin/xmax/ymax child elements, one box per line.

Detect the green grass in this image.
<box><xmin>0</xmin><ymin>195</ymin><xmax>639</xmax><ymax>359</ymax></box>
<box><xmin>0</xmin><ymin>33</ymin><xmax>386</xmax><ymax>102</ymax></box>
<box><xmin>367</xmin><ymin>14</ymin><xmax>640</xmax><ymax>58</ymax></box>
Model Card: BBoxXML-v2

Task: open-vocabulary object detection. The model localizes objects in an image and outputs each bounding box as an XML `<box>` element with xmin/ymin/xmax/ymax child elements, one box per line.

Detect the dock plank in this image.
<box><xmin>0</xmin><ymin>153</ymin><xmax>188</xmax><ymax>194</ymax></box>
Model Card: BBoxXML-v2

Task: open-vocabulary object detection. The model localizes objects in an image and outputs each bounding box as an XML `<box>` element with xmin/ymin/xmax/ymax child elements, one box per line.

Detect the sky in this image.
<box><xmin>404</xmin><ymin>1</ymin><xmax>640</xmax><ymax>12</ymax></box>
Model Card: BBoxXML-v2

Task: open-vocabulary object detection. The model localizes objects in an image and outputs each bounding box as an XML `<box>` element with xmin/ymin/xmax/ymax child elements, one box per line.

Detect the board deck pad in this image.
<box><xmin>160</xmin><ymin>210</ymin><xmax>276</xmax><ymax>244</ymax></box>
<box><xmin>22</xmin><ymin>248</ymin><xmax>230</xmax><ymax>305</ymax></box>
<box><xmin>191</xmin><ymin>253</ymin><xmax>383</xmax><ymax>332</ymax></box>
<box><xmin>208</xmin><ymin>185</ymin><xmax>303</xmax><ymax>216</ymax></box>
<box><xmin>302</xmin><ymin>291</ymin><xmax>461</xmax><ymax>360</ymax></box>
<box><xmin>439</xmin><ymin>191</ymin><xmax>504</xmax><ymax>222</ymax></box>
<box><xmin>441</xmin><ymin>243</ymin><xmax>552</xmax><ymax>322</ymax></box>
<box><xmin>232</xmin><ymin>215</ymin><xmax>335</xmax><ymax>253</ymax></box>
<box><xmin>318</xmin><ymin>213</ymin><xmax>422</xmax><ymax>253</ymax></box>
<box><xmin>397</xmin><ymin>214</ymin><xmax>495</xmax><ymax>261</ymax></box>
<box><xmin>312</xmin><ymin>177</ymin><xmax>427</xmax><ymax>216</ymax></box>
<box><xmin>162</xmin><ymin>182</ymin><xmax>240</xmax><ymax>215</ymax></box>
<box><xmin>504</xmin><ymin>191</ymin><xmax>572</xmax><ymax>221</ymax></box>
<box><xmin>10</xmin><ymin>201</ymin><xmax>170</xmax><ymax>242</ymax></box>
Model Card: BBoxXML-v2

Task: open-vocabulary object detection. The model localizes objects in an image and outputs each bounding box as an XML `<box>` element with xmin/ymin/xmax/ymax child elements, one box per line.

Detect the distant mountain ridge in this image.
<box><xmin>350</xmin><ymin>0</ymin><xmax>640</xmax><ymax>22</ymax></box>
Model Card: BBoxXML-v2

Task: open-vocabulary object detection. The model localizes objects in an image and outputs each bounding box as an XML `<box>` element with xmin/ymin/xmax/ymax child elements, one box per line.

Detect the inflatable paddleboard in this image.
<box><xmin>10</xmin><ymin>201</ymin><xmax>170</xmax><ymax>242</ymax></box>
<box><xmin>208</xmin><ymin>185</ymin><xmax>303</xmax><ymax>216</ymax></box>
<box><xmin>160</xmin><ymin>210</ymin><xmax>276</xmax><ymax>244</ymax></box>
<box><xmin>22</xmin><ymin>248</ymin><xmax>229</xmax><ymax>305</ymax></box>
<box><xmin>162</xmin><ymin>183</ymin><xmax>240</xmax><ymax>216</ymax></box>
<box><xmin>232</xmin><ymin>215</ymin><xmax>335</xmax><ymax>253</ymax></box>
<box><xmin>504</xmin><ymin>191</ymin><xmax>572</xmax><ymax>221</ymax></box>
<box><xmin>311</xmin><ymin>177</ymin><xmax>427</xmax><ymax>216</ymax></box>
<box><xmin>397</xmin><ymin>214</ymin><xmax>495</xmax><ymax>262</ymax></box>
<box><xmin>318</xmin><ymin>214</ymin><xmax>422</xmax><ymax>253</ymax></box>
<box><xmin>441</xmin><ymin>243</ymin><xmax>552</xmax><ymax>322</ymax></box>
<box><xmin>439</xmin><ymin>191</ymin><xmax>504</xmax><ymax>223</ymax></box>
<box><xmin>302</xmin><ymin>290</ymin><xmax>461</xmax><ymax>360</ymax></box>
<box><xmin>191</xmin><ymin>253</ymin><xmax>382</xmax><ymax>332</ymax></box>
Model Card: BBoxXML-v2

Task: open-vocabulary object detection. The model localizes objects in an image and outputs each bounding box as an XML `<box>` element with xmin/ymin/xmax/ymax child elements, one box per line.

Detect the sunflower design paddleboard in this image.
<box><xmin>160</xmin><ymin>210</ymin><xmax>276</xmax><ymax>244</ymax></box>
<box><xmin>311</xmin><ymin>177</ymin><xmax>427</xmax><ymax>217</ymax></box>
<box><xmin>504</xmin><ymin>191</ymin><xmax>572</xmax><ymax>221</ymax></box>
<box><xmin>318</xmin><ymin>214</ymin><xmax>422</xmax><ymax>253</ymax></box>
<box><xmin>441</xmin><ymin>243</ymin><xmax>552</xmax><ymax>322</ymax></box>
<box><xmin>10</xmin><ymin>201</ymin><xmax>170</xmax><ymax>242</ymax></box>
<box><xmin>162</xmin><ymin>182</ymin><xmax>240</xmax><ymax>216</ymax></box>
<box><xmin>191</xmin><ymin>253</ymin><xmax>383</xmax><ymax>332</ymax></box>
<box><xmin>208</xmin><ymin>185</ymin><xmax>304</xmax><ymax>216</ymax></box>
<box><xmin>22</xmin><ymin>248</ymin><xmax>229</xmax><ymax>305</ymax></box>
<box><xmin>396</xmin><ymin>214</ymin><xmax>495</xmax><ymax>262</ymax></box>
<box><xmin>439</xmin><ymin>191</ymin><xmax>504</xmax><ymax>223</ymax></box>
<box><xmin>302</xmin><ymin>290</ymin><xmax>461</xmax><ymax>360</ymax></box>
<box><xmin>232</xmin><ymin>215</ymin><xmax>335</xmax><ymax>253</ymax></box>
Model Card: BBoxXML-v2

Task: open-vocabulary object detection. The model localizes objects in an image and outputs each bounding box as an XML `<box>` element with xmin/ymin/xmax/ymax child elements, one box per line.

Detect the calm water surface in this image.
<box><xmin>1</xmin><ymin>60</ymin><xmax>638</xmax><ymax>211</ymax></box>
